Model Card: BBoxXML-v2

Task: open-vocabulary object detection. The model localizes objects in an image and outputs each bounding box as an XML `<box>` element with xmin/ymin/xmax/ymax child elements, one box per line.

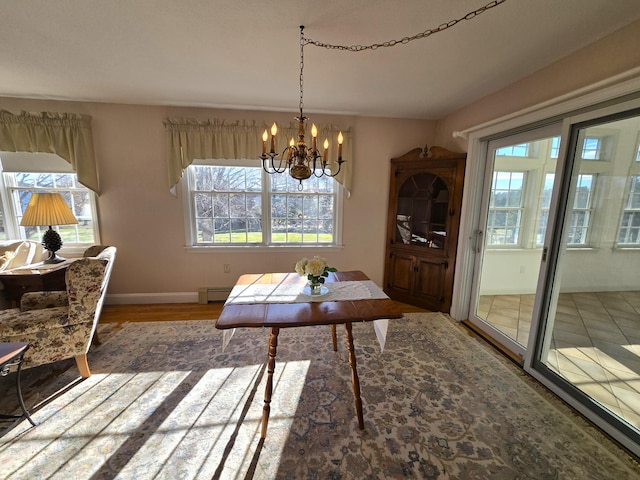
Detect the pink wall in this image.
<box><xmin>0</xmin><ymin>97</ymin><xmax>435</xmax><ymax>298</ymax></box>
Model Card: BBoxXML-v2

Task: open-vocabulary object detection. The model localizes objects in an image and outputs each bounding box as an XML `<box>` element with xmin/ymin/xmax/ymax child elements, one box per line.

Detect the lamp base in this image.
<box><xmin>44</xmin><ymin>252</ymin><xmax>66</xmax><ymax>264</ymax></box>
<box><xmin>42</xmin><ymin>227</ymin><xmax>65</xmax><ymax>264</ymax></box>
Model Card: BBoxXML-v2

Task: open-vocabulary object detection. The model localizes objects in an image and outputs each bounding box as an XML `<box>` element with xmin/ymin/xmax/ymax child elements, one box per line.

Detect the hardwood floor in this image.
<box><xmin>100</xmin><ymin>303</ymin><xmax>225</xmax><ymax>323</ymax></box>
<box><xmin>100</xmin><ymin>301</ymin><xmax>428</xmax><ymax>324</ymax></box>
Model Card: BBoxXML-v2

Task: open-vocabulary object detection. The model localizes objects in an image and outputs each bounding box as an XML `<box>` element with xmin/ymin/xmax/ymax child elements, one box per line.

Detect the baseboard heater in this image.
<box><xmin>197</xmin><ymin>287</ymin><xmax>232</xmax><ymax>304</ymax></box>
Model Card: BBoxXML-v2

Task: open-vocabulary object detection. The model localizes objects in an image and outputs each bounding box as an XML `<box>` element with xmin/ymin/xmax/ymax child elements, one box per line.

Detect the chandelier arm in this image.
<box><xmin>312</xmin><ymin>158</ymin><xmax>344</xmax><ymax>178</ymax></box>
<box><xmin>301</xmin><ymin>0</ymin><xmax>506</xmax><ymax>52</ymax></box>
<box><xmin>327</xmin><ymin>159</ymin><xmax>344</xmax><ymax>177</ymax></box>
<box><xmin>261</xmin><ymin>146</ymin><xmax>292</xmax><ymax>174</ymax></box>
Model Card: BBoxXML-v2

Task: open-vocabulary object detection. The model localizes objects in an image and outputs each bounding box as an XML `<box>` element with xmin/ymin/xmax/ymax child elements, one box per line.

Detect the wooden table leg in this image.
<box><xmin>344</xmin><ymin>322</ymin><xmax>365</xmax><ymax>430</ymax></box>
<box><xmin>261</xmin><ymin>326</ymin><xmax>279</xmax><ymax>439</ymax></box>
<box><xmin>331</xmin><ymin>324</ymin><xmax>338</xmax><ymax>351</ymax></box>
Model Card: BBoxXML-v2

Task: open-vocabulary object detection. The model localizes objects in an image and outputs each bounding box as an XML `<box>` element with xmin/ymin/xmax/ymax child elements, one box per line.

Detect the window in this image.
<box><xmin>0</xmin><ymin>152</ymin><xmax>99</xmax><ymax>246</ymax></box>
<box><xmin>537</xmin><ymin>173</ymin><xmax>595</xmax><ymax>246</ymax></box>
<box><xmin>495</xmin><ymin>144</ymin><xmax>530</xmax><ymax>157</ymax></box>
<box><xmin>567</xmin><ymin>174</ymin><xmax>595</xmax><ymax>245</ymax></box>
<box><xmin>581</xmin><ymin>137</ymin><xmax>603</xmax><ymax>160</ymax></box>
<box><xmin>186</xmin><ymin>163</ymin><xmax>341</xmax><ymax>246</ymax></box>
<box><xmin>3</xmin><ymin>172</ymin><xmax>97</xmax><ymax>244</ymax></box>
<box><xmin>618</xmin><ymin>176</ymin><xmax>640</xmax><ymax>245</ymax></box>
<box><xmin>487</xmin><ymin>171</ymin><xmax>525</xmax><ymax>245</ymax></box>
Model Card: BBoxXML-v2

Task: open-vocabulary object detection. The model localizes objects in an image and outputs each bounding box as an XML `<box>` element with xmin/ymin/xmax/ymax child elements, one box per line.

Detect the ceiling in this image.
<box><xmin>2</xmin><ymin>0</ymin><xmax>640</xmax><ymax>120</ymax></box>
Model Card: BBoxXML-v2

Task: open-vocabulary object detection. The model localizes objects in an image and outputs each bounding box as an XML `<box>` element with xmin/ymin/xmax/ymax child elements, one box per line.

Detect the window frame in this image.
<box><xmin>182</xmin><ymin>159</ymin><xmax>344</xmax><ymax>251</ymax></box>
<box><xmin>0</xmin><ymin>153</ymin><xmax>100</xmax><ymax>255</ymax></box>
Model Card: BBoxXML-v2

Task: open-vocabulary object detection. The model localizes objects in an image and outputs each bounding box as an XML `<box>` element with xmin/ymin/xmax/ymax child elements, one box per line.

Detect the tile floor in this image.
<box><xmin>478</xmin><ymin>291</ymin><xmax>640</xmax><ymax>431</ymax></box>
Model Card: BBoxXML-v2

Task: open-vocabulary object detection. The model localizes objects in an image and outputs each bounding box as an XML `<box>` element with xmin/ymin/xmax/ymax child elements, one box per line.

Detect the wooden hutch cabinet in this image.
<box><xmin>383</xmin><ymin>146</ymin><xmax>466</xmax><ymax>312</ymax></box>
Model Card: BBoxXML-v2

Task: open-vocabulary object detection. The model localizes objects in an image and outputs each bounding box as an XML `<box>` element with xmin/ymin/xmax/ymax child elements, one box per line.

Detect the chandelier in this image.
<box><xmin>260</xmin><ymin>26</ymin><xmax>344</xmax><ymax>187</ymax></box>
<box><xmin>259</xmin><ymin>1</ymin><xmax>507</xmax><ymax>186</ymax></box>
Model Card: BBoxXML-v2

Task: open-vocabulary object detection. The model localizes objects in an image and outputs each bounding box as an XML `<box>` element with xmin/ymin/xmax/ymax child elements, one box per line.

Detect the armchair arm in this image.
<box><xmin>66</xmin><ymin>258</ymin><xmax>108</xmax><ymax>326</ymax></box>
<box><xmin>20</xmin><ymin>291</ymin><xmax>68</xmax><ymax>311</ymax></box>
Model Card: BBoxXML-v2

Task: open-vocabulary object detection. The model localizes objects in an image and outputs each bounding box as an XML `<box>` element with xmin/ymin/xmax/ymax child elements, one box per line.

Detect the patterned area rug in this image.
<box><xmin>0</xmin><ymin>312</ymin><xmax>639</xmax><ymax>479</ymax></box>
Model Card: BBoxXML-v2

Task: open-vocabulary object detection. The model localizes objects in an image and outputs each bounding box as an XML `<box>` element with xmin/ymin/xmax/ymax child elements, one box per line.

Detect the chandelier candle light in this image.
<box><xmin>295</xmin><ymin>256</ymin><xmax>337</xmax><ymax>295</ymax></box>
<box><xmin>260</xmin><ymin>26</ymin><xmax>345</xmax><ymax>188</ymax></box>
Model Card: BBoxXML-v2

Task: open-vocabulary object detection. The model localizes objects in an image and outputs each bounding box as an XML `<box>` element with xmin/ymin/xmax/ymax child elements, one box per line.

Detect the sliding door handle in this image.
<box><xmin>474</xmin><ymin>230</ymin><xmax>484</xmax><ymax>253</ymax></box>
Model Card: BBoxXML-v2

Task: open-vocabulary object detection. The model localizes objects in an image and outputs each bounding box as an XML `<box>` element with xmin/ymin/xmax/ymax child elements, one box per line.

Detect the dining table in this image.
<box><xmin>215</xmin><ymin>270</ymin><xmax>403</xmax><ymax>439</ymax></box>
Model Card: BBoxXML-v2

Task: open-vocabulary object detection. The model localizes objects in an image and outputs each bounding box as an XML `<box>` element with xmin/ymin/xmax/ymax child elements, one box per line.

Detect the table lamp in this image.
<box><xmin>20</xmin><ymin>193</ymin><xmax>79</xmax><ymax>264</ymax></box>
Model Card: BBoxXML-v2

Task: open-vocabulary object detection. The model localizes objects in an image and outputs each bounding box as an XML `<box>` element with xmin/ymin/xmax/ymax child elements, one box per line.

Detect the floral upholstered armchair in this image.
<box><xmin>0</xmin><ymin>246</ymin><xmax>116</xmax><ymax>378</ymax></box>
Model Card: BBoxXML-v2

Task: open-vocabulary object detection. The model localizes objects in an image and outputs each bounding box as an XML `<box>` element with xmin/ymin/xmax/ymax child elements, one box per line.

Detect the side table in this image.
<box><xmin>0</xmin><ymin>342</ymin><xmax>37</xmax><ymax>426</ymax></box>
<box><xmin>0</xmin><ymin>261</ymin><xmax>69</xmax><ymax>307</ymax></box>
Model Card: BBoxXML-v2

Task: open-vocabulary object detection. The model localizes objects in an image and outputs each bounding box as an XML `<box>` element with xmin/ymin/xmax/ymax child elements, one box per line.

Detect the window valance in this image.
<box><xmin>0</xmin><ymin>110</ymin><xmax>99</xmax><ymax>194</ymax></box>
<box><xmin>163</xmin><ymin>118</ymin><xmax>352</xmax><ymax>194</ymax></box>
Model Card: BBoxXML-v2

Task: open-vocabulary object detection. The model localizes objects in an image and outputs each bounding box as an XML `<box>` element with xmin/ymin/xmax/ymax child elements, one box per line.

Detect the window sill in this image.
<box><xmin>59</xmin><ymin>244</ymin><xmax>96</xmax><ymax>257</ymax></box>
<box><xmin>185</xmin><ymin>244</ymin><xmax>344</xmax><ymax>254</ymax></box>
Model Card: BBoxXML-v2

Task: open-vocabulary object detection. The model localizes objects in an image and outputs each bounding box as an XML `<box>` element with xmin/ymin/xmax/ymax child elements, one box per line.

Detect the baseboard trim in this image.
<box><xmin>106</xmin><ymin>292</ymin><xmax>199</xmax><ymax>305</ymax></box>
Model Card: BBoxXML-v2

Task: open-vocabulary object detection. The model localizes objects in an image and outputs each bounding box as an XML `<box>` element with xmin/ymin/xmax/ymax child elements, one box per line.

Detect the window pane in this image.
<box><xmin>214</xmin><ymin>218</ymin><xmax>230</xmax><ymax>242</ymax></box>
<box><xmin>213</xmin><ymin>193</ymin><xmax>228</xmax><ymax>217</ymax></box>
<box><xmin>581</xmin><ymin>137</ymin><xmax>601</xmax><ymax>160</ymax></box>
<box><xmin>227</xmin><ymin>168</ymin><xmax>247</xmax><ymax>191</ymax></box>
<box><xmin>54</xmin><ymin>174</ymin><xmax>74</xmax><ymax>188</ymax></box>
<box><xmin>197</xmin><ymin>218</ymin><xmax>213</xmax><ymax>242</ymax></box>
<box><xmin>194</xmin><ymin>193</ymin><xmax>211</xmax><ymax>217</ymax></box>
<box><xmin>496</xmin><ymin>144</ymin><xmax>529</xmax><ymax>157</ymax></box>
<box><xmin>628</xmin><ymin>177</ymin><xmax>640</xmax><ymax>209</ymax></box>
<box><xmin>573</xmin><ymin>175</ymin><xmax>593</xmax><ymax>208</ymax></box>
<box><xmin>319</xmin><ymin>196</ymin><xmax>333</xmax><ymax>219</ymax></box>
<box><xmin>193</xmin><ymin>166</ymin><xmax>214</xmax><ymax>190</ymax></box>
<box><xmin>568</xmin><ymin>211</ymin><xmax>589</xmax><ymax>244</ymax></box>
<box><xmin>229</xmin><ymin>193</ymin><xmax>246</xmax><ymax>217</ymax></box>
<box><xmin>550</xmin><ymin>137</ymin><xmax>561</xmax><ymax>158</ymax></box>
<box><xmin>246</xmin><ymin>194</ymin><xmax>261</xmax><ymax>218</ymax></box>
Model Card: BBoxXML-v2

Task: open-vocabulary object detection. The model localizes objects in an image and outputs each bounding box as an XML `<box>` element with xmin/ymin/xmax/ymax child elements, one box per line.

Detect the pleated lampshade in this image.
<box><xmin>20</xmin><ymin>193</ymin><xmax>79</xmax><ymax>227</ymax></box>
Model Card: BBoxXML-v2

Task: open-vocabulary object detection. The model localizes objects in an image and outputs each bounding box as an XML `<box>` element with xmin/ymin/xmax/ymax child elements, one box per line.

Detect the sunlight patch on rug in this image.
<box><xmin>1</xmin><ymin>357</ymin><xmax>312</xmax><ymax>479</ymax></box>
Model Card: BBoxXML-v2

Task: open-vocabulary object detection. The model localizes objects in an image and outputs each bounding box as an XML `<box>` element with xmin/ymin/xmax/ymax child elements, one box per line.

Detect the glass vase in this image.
<box><xmin>309</xmin><ymin>282</ymin><xmax>323</xmax><ymax>295</ymax></box>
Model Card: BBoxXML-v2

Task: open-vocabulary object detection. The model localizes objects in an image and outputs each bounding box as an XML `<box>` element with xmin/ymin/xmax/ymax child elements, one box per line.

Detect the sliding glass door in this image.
<box><xmin>469</xmin><ymin>125</ymin><xmax>561</xmax><ymax>360</ymax></box>
<box><xmin>465</xmin><ymin>97</ymin><xmax>640</xmax><ymax>455</ymax></box>
<box><xmin>531</xmin><ymin>103</ymin><xmax>640</xmax><ymax>453</ymax></box>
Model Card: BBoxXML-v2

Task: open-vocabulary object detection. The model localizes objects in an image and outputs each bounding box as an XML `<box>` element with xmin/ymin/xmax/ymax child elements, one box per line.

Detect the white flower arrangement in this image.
<box><xmin>295</xmin><ymin>256</ymin><xmax>337</xmax><ymax>284</ymax></box>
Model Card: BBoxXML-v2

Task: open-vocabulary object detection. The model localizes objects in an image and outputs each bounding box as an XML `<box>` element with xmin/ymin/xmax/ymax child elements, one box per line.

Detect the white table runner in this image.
<box><xmin>222</xmin><ymin>280</ymin><xmax>390</xmax><ymax>351</ymax></box>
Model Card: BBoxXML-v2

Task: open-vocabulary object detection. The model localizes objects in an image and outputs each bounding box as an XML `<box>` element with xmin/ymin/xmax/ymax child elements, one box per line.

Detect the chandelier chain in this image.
<box><xmin>299</xmin><ymin>26</ymin><xmax>305</xmax><ymax>115</ymax></box>
<box><xmin>302</xmin><ymin>0</ymin><xmax>506</xmax><ymax>51</ymax></box>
